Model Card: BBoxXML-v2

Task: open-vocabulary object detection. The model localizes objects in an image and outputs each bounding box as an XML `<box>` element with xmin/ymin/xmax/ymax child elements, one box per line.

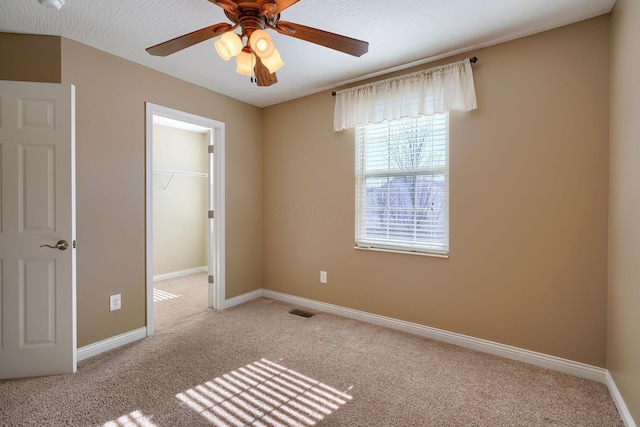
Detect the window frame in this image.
<box><xmin>354</xmin><ymin>114</ymin><xmax>450</xmax><ymax>257</ymax></box>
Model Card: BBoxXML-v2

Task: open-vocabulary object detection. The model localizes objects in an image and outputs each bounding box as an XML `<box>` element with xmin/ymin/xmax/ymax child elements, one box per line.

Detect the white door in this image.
<box><xmin>0</xmin><ymin>80</ymin><xmax>76</xmax><ymax>379</ymax></box>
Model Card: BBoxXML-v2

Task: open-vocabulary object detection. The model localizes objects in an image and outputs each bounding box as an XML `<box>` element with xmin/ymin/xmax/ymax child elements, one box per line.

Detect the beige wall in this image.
<box><xmin>58</xmin><ymin>38</ymin><xmax>262</xmax><ymax>347</ymax></box>
<box><xmin>609</xmin><ymin>0</ymin><xmax>640</xmax><ymax>422</ymax></box>
<box><xmin>262</xmin><ymin>16</ymin><xmax>611</xmax><ymax>366</ymax></box>
<box><xmin>0</xmin><ymin>33</ymin><xmax>61</xmax><ymax>83</ymax></box>
<box><xmin>152</xmin><ymin>124</ymin><xmax>208</xmax><ymax>276</ymax></box>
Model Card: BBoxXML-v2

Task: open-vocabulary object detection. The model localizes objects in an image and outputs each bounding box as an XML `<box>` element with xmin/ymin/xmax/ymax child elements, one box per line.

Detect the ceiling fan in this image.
<box><xmin>146</xmin><ymin>0</ymin><xmax>369</xmax><ymax>87</ymax></box>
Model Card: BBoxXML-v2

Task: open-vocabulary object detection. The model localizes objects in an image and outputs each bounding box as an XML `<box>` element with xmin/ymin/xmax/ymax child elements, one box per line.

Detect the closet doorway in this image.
<box><xmin>145</xmin><ymin>103</ymin><xmax>226</xmax><ymax>336</ymax></box>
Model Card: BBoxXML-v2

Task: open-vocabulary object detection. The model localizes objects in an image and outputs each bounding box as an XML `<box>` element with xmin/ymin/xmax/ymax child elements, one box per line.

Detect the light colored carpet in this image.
<box><xmin>0</xmin><ymin>273</ymin><xmax>623</xmax><ymax>426</ymax></box>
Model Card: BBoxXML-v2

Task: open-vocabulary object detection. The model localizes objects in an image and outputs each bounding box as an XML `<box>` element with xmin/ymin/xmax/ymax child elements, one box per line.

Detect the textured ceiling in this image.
<box><xmin>1</xmin><ymin>0</ymin><xmax>615</xmax><ymax>107</ymax></box>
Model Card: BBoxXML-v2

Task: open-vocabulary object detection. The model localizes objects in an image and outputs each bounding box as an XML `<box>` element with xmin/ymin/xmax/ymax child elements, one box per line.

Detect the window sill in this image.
<box><xmin>354</xmin><ymin>246</ymin><xmax>449</xmax><ymax>259</ymax></box>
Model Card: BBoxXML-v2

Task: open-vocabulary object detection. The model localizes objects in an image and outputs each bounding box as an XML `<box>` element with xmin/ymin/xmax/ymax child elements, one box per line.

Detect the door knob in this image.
<box><xmin>40</xmin><ymin>240</ymin><xmax>69</xmax><ymax>250</ymax></box>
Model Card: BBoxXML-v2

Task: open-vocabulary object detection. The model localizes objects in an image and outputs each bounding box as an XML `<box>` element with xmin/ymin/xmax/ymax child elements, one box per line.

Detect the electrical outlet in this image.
<box><xmin>110</xmin><ymin>294</ymin><xmax>121</xmax><ymax>311</ymax></box>
<box><xmin>320</xmin><ymin>271</ymin><xmax>327</xmax><ymax>284</ymax></box>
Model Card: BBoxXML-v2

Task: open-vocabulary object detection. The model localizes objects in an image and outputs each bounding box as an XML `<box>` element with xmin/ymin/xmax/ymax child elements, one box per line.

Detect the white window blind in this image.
<box><xmin>355</xmin><ymin>114</ymin><xmax>449</xmax><ymax>255</ymax></box>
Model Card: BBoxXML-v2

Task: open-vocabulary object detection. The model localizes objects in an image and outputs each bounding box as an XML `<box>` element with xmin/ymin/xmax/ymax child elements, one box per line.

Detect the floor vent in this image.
<box><xmin>289</xmin><ymin>309</ymin><xmax>315</xmax><ymax>318</ymax></box>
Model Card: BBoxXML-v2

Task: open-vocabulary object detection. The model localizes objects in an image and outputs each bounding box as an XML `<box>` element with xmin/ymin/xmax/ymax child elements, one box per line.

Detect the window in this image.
<box><xmin>355</xmin><ymin>114</ymin><xmax>449</xmax><ymax>256</ymax></box>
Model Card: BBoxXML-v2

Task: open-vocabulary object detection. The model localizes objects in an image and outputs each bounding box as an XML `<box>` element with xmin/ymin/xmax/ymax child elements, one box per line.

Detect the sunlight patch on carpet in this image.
<box><xmin>176</xmin><ymin>358</ymin><xmax>353</xmax><ymax>426</ymax></box>
<box><xmin>102</xmin><ymin>410</ymin><xmax>157</xmax><ymax>426</ymax></box>
<box><xmin>153</xmin><ymin>289</ymin><xmax>182</xmax><ymax>302</ymax></box>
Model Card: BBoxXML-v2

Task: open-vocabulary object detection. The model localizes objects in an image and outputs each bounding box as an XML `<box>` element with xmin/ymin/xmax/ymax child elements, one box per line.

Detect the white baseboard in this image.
<box><xmin>77</xmin><ymin>327</ymin><xmax>147</xmax><ymax>362</ymax></box>
<box><xmin>261</xmin><ymin>289</ymin><xmax>607</xmax><ymax>383</ymax></box>
<box><xmin>153</xmin><ymin>266</ymin><xmax>207</xmax><ymax>282</ymax></box>
<box><xmin>606</xmin><ymin>370</ymin><xmax>638</xmax><ymax>427</ymax></box>
<box><xmin>224</xmin><ymin>289</ymin><xmax>263</xmax><ymax>309</ymax></box>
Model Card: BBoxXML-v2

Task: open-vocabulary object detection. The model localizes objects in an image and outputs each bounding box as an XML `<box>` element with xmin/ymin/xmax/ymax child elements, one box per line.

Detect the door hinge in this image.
<box><xmin>208</xmin><ymin>210</ymin><xmax>214</xmax><ymax>219</ymax></box>
<box><xmin>208</xmin><ymin>145</ymin><xmax>215</xmax><ymax>154</ymax></box>
<box><xmin>208</xmin><ymin>275</ymin><xmax>214</xmax><ymax>284</ymax></box>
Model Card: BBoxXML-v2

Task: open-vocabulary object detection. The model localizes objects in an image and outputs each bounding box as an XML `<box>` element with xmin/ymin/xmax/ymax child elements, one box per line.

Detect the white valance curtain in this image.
<box><xmin>333</xmin><ymin>58</ymin><xmax>478</xmax><ymax>131</ymax></box>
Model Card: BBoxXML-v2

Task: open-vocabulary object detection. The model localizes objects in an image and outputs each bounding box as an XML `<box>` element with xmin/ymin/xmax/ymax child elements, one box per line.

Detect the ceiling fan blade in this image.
<box><xmin>275</xmin><ymin>21</ymin><xmax>369</xmax><ymax>57</ymax></box>
<box><xmin>146</xmin><ymin>23</ymin><xmax>233</xmax><ymax>57</ymax></box>
<box><xmin>274</xmin><ymin>0</ymin><xmax>300</xmax><ymax>14</ymax></box>
<box><xmin>208</xmin><ymin>0</ymin><xmax>238</xmax><ymax>13</ymax></box>
<box><xmin>254</xmin><ymin>56</ymin><xmax>278</xmax><ymax>87</ymax></box>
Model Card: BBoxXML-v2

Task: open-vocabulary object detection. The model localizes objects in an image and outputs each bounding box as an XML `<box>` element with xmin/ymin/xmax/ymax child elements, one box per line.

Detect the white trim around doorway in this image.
<box><xmin>144</xmin><ymin>103</ymin><xmax>226</xmax><ymax>336</ymax></box>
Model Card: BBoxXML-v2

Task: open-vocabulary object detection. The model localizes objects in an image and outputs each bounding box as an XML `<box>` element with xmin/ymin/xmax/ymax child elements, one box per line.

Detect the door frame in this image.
<box><xmin>144</xmin><ymin>103</ymin><xmax>226</xmax><ymax>336</ymax></box>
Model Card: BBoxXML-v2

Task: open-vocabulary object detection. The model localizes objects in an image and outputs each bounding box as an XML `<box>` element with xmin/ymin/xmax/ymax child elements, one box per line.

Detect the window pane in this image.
<box><xmin>356</xmin><ymin>115</ymin><xmax>449</xmax><ymax>255</ymax></box>
<box><xmin>364</xmin><ymin>176</ymin><xmax>388</xmax><ymax>208</ymax></box>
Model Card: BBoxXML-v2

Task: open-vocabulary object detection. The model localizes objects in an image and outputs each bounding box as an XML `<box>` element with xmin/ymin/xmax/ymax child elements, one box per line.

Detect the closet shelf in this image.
<box><xmin>153</xmin><ymin>168</ymin><xmax>208</xmax><ymax>178</ymax></box>
<box><xmin>153</xmin><ymin>168</ymin><xmax>208</xmax><ymax>191</ymax></box>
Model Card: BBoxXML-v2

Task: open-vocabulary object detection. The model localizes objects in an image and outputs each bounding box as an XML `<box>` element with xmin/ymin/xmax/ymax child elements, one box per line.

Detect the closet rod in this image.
<box><xmin>153</xmin><ymin>168</ymin><xmax>208</xmax><ymax>178</ymax></box>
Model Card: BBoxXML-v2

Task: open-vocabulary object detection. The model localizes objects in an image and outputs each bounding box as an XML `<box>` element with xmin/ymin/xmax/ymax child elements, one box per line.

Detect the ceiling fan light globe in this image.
<box><xmin>236</xmin><ymin>51</ymin><xmax>256</xmax><ymax>76</ymax></box>
<box><xmin>214</xmin><ymin>32</ymin><xmax>242</xmax><ymax>61</ymax></box>
<box><xmin>249</xmin><ymin>29</ymin><xmax>275</xmax><ymax>59</ymax></box>
<box><xmin>262</xmin><ymin>49</ymin><xmax>285</xmax><ymax>74</ymax></box>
